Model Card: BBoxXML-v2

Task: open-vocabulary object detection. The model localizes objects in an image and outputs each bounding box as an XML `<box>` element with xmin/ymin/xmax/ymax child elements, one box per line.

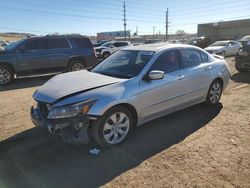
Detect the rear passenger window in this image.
<box><xmin>46</xmin><ymin>38</ymin><xmax>70</xmax><ymax>49</ymax></box>
<box><xmin>200</xmin><ymin>51</ymin><xmax>209</xmax><ymax>63</ymax></box>
<box><xmin>150</xmin><ymin>50</ymin><xmax>180</xmax><ymax>73</ymax></box>
<box><xmin>71</xmin><ymin>38</ymin><xmax>92</xmax><ymax>48</ymax></box>
<box><xmin>180</xmin><ymin>49</ymin><xmax>202</xmax><ymax>68</ymax></box>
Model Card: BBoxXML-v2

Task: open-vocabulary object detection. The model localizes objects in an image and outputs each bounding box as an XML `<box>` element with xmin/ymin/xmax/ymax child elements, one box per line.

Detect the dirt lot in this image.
<box><xmin>0</xmin><ymin>57</ymin><xmax>249</xmax><ymax>188</ymax></box>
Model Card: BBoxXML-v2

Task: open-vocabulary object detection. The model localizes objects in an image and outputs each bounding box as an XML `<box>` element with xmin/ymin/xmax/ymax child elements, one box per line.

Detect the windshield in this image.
<box><xmin>4</xmin><ymin>39</ymin><xmax>25</xmax><ymax>50</ymax></box>
<box><xmin>211</xmin><ymin>41</ymin><xmax>229</xmax><ymax>46</ymax></box>
<box><xmin>101</xmin><ymin>41</ymin><xmax>113</xmax><ymax>47</ymax></box>
<box><xmin>92</xmin><ymin>50</ymin><xmax>154</xmax><ymax>78</ymax></box>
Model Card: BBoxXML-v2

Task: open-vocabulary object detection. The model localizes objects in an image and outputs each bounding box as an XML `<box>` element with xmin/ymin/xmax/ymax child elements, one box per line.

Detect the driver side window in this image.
<box><xmin>19</xmin><ymin>39</ymin><xmax>46</xmax><ymax>51</ymax></box>
<box><xmin>150</xmin><ymin>50</ymin><xmax>180</xmax><ymax>74</ymax></box>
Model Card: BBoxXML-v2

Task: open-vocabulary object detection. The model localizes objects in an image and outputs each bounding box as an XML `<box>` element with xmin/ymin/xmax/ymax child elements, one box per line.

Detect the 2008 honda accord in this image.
<box><xmin>31</xmin><ymin>43</ymin><xmax>230</xmax><ymax>147</ymax></box>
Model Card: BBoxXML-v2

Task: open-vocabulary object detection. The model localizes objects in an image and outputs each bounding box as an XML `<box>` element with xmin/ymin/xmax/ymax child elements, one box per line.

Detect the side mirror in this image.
<box><xmin>147</xmin><ymin>70</ymin><xmax>164</xmax><ymax>80</ymax></box>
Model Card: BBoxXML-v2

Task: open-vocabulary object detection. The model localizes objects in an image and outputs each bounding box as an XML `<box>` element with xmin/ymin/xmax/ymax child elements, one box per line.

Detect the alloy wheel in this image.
<box><xmin>209</xmin><ymin>82</ymin><xmax>222</xmax><ymax>104</ymax></box>
<box><xmin>71</xmin><ymin>62</ymin><xmax>84</xmax><ymax>71</ymax></box>
<box><xmin>103</xmin><ymin>112</ymin><xmax>130</xmax><ymax>144</ymax></box>
<box><xmin>0</xmin><ymin>68</ymin><xmax>11</xmax><ymax>85</ymax></box>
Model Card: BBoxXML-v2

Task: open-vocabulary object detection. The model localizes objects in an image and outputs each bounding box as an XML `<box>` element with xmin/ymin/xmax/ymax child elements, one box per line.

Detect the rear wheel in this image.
<box><xmin>205</xmin><ymin>80</ymin><xmax>223</xmax><ymax>106</ymax></box>
<box><xmin>235</xmin><ymin>62</ymin><xmax>249</xmax><ymax>73</ymax></box>
<box><xmin>68</xmin><ymin>60</ymin><xmax>86</xmax><ymax>72</ymax></box>
<box><xmin>90</xmin><ymin>106</ymin><xmax>134</xmax><ymax>148</ymax></box>
<box><xmin>0</xmin><ymin>66</ymin><xmax>14</xmax><ymax>86</ymax></box>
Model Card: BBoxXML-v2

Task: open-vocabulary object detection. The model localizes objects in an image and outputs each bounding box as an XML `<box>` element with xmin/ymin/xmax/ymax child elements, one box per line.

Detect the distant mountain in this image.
<box><xmin>0</xmin><ymin>32</ymin><xmax>36</xmax><ymax>37</ymax></box>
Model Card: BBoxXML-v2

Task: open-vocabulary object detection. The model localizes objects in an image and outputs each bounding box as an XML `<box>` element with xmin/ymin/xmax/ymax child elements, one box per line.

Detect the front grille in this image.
<box><xmin>38</xmin><ymin>103</ymin><xmax>49</xmax><ymax>117</ymax></box>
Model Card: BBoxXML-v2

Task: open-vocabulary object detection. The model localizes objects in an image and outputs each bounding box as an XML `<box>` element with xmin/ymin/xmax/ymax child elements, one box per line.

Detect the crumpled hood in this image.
<box><xmin>33</xmin><ymin>70</ymin><xmax>123</xmax><ymax>104</ymax></box>
<box><xmin>205</xmin><ymin>46</ymin><xmax>224</xmax><ymax>51</ymax></box>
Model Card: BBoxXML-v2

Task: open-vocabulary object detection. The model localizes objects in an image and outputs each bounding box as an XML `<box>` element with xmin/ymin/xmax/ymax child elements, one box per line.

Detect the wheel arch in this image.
<box><xmin>92</xmin><ymin>102</ymin><xmax>138</xmax><ymax>127</ymax></box>
<box><xmin>213</xmin><ymin>77</ymin><xmax>224</xmax><ymax>88</ymax></box>
<box><xmin>0</xmin><ymin>62</ymin><xmax>16</xmax><ymax>74</ymax></box>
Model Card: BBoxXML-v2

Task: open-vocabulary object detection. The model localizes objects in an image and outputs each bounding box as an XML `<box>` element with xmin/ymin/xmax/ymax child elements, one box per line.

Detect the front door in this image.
<box><xmin>139</xmin><ymin>50</ymin><xmax>187</xmax><ymax>121</ymax></box>
<box><xmin>16</xmin><ymin>38</ymin><xmax>49</xmax><ymax>75</ymax></box>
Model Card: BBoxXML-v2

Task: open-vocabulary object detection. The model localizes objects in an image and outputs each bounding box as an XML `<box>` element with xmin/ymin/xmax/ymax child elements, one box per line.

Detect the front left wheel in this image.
<box><xmin>90</xmin><ymin>106</ymin><xmax>134</xmax><ymax>148</ymax></box>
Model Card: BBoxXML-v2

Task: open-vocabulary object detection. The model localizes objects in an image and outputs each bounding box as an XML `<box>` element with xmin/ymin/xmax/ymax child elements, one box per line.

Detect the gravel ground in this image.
<box><xmin>0</xmin><ymin>57</ymin><xmax>249</xmax><ymax>188</ymax></box>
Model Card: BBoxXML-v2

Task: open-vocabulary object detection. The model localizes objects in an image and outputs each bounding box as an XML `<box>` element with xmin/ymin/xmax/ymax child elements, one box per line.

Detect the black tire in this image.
<box><xmin>205</xmin><ymin>79</ymin><xmax>223</xmax><ymax>106</ymax></box>
<box><xmin>235</xmin><ymin>62</ymin><xmax>248</xmax><ymax>73</ymax></box>
<box><xmin>102</xmin><ymin>52</ymin><xmax>110</xmax><ymax>59</ymax></box>
<box><xmin>0</xmin><ymin>65</ymin><xmax>14</xmax><ymax>86</ymax></box>
<box><xmin>68</xmin><ymin>60</ymin><xmax>86</xmax><ymax>72</ymax></box>
<box><xmin>90</xmin><ymin>106</ymin><xmax>134</xmax><ymax>148</ymax></box>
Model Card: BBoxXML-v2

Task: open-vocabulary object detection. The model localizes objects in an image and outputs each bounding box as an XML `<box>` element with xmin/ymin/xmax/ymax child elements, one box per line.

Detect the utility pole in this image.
<box><xmin>123</xmin><ymin>1</ymin><xmax>127</xmax><ymax>40</ymax></box>
<box><xmin>136</xmin><ymin>26</ymin><xmax>138</xmax><ymax>35</ymax></box>
<box><xmin>153</xmin><ymin>26</ymin><xmax>156</xmax><ymax>35</ymax></box>
<box><xmin>166</xmin><ymin>8</ymin><xmax>168</xmax><ymax>41</ymax></box>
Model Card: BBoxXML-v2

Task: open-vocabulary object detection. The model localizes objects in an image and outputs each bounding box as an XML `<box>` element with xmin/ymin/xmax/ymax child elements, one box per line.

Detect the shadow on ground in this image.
<box><xmin>231</xmin><ymin>72</ymin><xmax>250</xmax><ymax>84</ymax></box>
<box><xmin>0</xmin><ymin>75</ymin><xmax>54</xmax><ymax>92</ymax></box>
<box><xmin>0</xmin><ymin>103</ymin><xmax>222</xmax><ymax>188</ymax></box>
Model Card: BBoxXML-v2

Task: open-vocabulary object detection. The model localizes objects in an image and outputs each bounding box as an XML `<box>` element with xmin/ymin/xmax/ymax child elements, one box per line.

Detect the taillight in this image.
<box><xmin>93</xmin><ymin>48</ymin><xmax>97</xmax><ymax>57</ymax></box>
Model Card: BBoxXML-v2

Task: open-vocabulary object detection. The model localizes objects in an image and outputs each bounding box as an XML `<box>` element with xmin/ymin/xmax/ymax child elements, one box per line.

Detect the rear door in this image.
<box><xmin>179</xmin><ymin>48</ymin><xmax>213</xmax><ymax>103</ymax></box>
<box><xmin>16</xmin><ymin>38</ymin><xmax>49</xmax><ymax>75</ymax></box>
<box><xmin>45</xmin><ymin>38</ymin><xmax>72</xmax><ymax>72</ymax></box>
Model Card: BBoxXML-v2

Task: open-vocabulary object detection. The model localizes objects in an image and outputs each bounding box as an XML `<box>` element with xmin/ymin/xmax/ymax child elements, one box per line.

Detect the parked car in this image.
<box><xmin>205</xmin><ymin>40</ymin><xmax>241</xmax><ymax>57</ymax></box>
<box><xmin>95</xmin><ymin>41</ymin><xmax>131</xmax><ymax>59</ymax></box>
<box><xmin>31</xmin><ymin>43</ymin><xmax>230</xmax><ymax>147</ymax></box>
<box><xmin>93</xmin><ymin>40</ymin><xmax>111</xmax><ymax>48</ymax></box>
<box><xmin>235</xmin><ymin>35</ymin><xmax>250</xmax><ymax>72</ymax></box>
<box><xmin>0</xmin><ymin>40</ymin><xmax>9</xmax><ymax>47</ymax></box>
<box><xmin>188</xmin><ymin>37</ymin><xmax>211</xmax><ymax>49</ymax></box>
<box><xmin>0</xmin><ymin>35</ymin><xmax>98</xmax><ymax>85</ymax></box>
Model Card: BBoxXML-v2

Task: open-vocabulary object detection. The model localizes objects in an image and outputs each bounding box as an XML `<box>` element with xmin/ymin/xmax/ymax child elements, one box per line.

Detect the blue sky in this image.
<box><xmin>0</xmin><ymin>0</ymin><xmax>249</xmax><ymax>35</ymax></box>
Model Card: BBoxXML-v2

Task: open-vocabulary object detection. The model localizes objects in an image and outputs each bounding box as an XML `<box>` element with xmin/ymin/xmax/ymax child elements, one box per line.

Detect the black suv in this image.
<box><xmin>235</xmin><ymin>35</ymin><xmax>250</xmax><ymax>72</ymax></box>
<box><xmin>0</xmin><ymin>35</ymin><xmax>98</xmax><ymax>85</ymax></box>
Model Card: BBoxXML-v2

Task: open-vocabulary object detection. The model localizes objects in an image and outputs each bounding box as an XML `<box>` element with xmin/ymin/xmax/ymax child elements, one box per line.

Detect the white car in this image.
<box><xmin>95</xmin><ymin>41</ymin><xmax>131</xmax><ymax>59</ymax></box>
<box><xmin>0</xmin><ymin>40</ymin><xmax>9</xmax><ymax>47</ymax></box>
<box><xmin>205</xmin><ymin>40</ymin><xmax>241</xmax><ymax>57</ymax></box>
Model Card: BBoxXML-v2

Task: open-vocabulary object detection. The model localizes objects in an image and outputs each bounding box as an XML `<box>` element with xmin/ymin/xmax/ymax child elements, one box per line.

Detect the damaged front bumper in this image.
<box><xmin>30</xmin><ymin>106</ymin><xmax>96</xmax><ymax>144</ymax></box>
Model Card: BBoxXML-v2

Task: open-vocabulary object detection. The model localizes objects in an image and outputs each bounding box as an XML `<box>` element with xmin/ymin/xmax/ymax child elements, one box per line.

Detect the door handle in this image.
<box><xmin>177</xmin><ymin>75</ymin><xmax>185</xmax><ymax>80</ymax></box>
<box><xmin>205</xmin><ymin>66</ymin><xmax>212</xmax><ymax>70</ymax></box>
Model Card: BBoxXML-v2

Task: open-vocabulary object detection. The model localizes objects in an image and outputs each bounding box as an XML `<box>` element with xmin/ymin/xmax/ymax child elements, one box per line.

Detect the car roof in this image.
<box><xmin>27</xmin><ymin>34</ymin><xmax>88</xmax><ymax>40</ymax></box>
<box><xmin>122</xmin><ymin>43</ymin><xmax>201</xmax><ymax>52</ymax></box>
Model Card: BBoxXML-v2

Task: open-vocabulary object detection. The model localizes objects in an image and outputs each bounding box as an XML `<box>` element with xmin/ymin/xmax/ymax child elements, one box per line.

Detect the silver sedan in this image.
<box><xmin>31</xmin><ymin>44</ymin><xmax>230</xmax><ymax>147</ymax></box>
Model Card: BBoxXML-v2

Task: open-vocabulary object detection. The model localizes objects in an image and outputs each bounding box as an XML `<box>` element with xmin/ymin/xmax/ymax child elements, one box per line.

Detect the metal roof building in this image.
<box><xmin>198</xmin><ymin>19</ymin><xmax>250</xmax><ymax>42</ymax></box>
